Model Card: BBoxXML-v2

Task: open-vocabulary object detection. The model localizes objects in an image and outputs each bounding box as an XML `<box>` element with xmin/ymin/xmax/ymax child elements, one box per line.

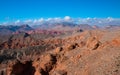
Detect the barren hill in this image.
<box><xmin>0</xmin><ymin>26</ymin><xmax>120</xmax><ymax>75</ymax></box>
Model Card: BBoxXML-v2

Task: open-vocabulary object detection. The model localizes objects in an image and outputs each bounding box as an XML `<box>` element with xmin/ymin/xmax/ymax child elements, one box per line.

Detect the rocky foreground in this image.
<box><xmin>0</xmin><ymin>28</ymin><xmax>120</xmax><ymax>75</ymax></box>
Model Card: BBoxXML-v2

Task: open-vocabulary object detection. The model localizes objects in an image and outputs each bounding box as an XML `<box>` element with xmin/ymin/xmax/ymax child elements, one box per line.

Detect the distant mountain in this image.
<box><xmin>105</xmin><ymin>25</ymin><xmax>120</xmax><ymax>29</ymax></box>
<box><xmin>0</xmin><ymin>24</ymin><xmax>33</xmax><ymax>35</ymax></box>
<box><xmin>1</xmin><ymin>22</ymin><xmax>120</xmax><ymax>35</ymax></box>
<box><xmin>0</xmin><ymin>22</ymin><xmax>102</xmax><ymax>35</ymax></box>
<box><xmin>31</xmin><ymin>22</ymin><xmax>94</xmax><ymax>31</ymax></box>
<box><xmin>78</xmin><ymin>24</ymin><xmax>94</xmax><ymax>30</ymax></box>
<box><xmin>32</xmin><ymin>22</ymin><xmax>77</xmax><ymax>29</ymax></box>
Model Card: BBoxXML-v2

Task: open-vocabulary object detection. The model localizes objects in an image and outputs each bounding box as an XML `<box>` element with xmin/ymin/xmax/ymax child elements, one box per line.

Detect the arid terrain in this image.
<box><xmin>0</xmin><ymin>24</ymin><xmax>120</xmax><ymax>75</ymax></box>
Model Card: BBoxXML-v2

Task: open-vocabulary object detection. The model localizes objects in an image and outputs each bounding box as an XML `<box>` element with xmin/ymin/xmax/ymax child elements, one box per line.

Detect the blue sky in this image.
<box><xmin>0</xmin><ymin>0</ymin><xmax>120</xmax><ymax>23</ymax></box>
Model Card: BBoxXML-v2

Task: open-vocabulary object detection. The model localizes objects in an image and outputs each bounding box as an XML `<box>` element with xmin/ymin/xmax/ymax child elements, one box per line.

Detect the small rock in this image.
<box><xmin>55</xmin><ymin>47</ymin><xmax>63</xmax><ymax>53</ymax></box>
<box><xmin>66</xmin><ymin>43</ymin><xmax>79</xmax><ymax>51</ymax></box>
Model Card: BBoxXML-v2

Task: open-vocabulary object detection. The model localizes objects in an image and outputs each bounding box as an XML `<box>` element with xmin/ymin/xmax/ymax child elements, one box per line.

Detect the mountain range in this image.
<box><xmin>0</xmin><ymin>22</ymin><xmax>120</xmax><ymax>35</ymax></box>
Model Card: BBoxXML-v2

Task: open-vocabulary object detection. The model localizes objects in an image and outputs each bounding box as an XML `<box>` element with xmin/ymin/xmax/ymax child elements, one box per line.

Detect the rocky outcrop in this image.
<box><xmin>86</xmin><ymin>37</ymin><xmax>101</xmax><ymax>50</ymax></box>
<box><xmin>0</xmin><ymin>28</ymin><xmax>120</xmax><ymax>75</ymax></box>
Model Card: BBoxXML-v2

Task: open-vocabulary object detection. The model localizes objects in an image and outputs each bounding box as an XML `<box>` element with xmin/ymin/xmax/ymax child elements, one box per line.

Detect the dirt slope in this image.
<box><xmin>0</xmin><ymin>28</ymin><xmax>120</xmax><ymax>75</ymax></box>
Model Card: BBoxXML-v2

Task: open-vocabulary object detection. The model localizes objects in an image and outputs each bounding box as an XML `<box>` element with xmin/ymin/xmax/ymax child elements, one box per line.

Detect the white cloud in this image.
<box><xmin>64</xmin><ymin>16</ymin><xmax>71</xmax><ymax>21</ymax></box>
<box><xmin>54</xmin><ymin>17</ymin><xmax>60</xmax><ymax>20</ymax></box>
<box><xmin>24</xmin><ymin>19</ymin><xmax>32</xmax><ymax>23</ymax></box>
<box><xmin>47</xmin><ymin>18</ymin><xmax>52</xmax><ymax>21</ymax></box>
<box><xmin>54</xmin><ymin>17</ymin><xmax>62</xmax><ymax>22</ymax></box>
<box><xmin>38</xmin><ymin>18</ymin><xmax>44</xmax><ymax>23</ymax></box>
<box><xmin>1</xmin><ymin>17</ymin><xmax>120</xmax><ymax>26</ymax></box>
<box><xmin>107</xmin><ymin>17</ymin><xmax>114</xmax><ymax>22</ymax></box>
<box><xmin>33</xmin><ymin>19</ymin><xmax>37</xmax><ymax>23</ymax></box>
<box><xmin>15</xmin><ymin>20</ymin><xmax>20</xmax><ymax>24</ymax></box>
<box><xmin>98</xmin><ymin>21</ymin><xmax>102</xmax><ymax>24</ymax></box>
<box><xmin>86</xmin><ymin>17</ymin><xmax>90</xmax><ymax>20</ymax></box>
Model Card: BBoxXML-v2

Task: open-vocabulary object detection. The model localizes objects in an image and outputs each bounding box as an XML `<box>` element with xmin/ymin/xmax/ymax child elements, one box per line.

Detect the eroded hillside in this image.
<box><xmin>0</xmin><ymin>28</ymin><xmax>120</xmax><ymax>75</ymax></box>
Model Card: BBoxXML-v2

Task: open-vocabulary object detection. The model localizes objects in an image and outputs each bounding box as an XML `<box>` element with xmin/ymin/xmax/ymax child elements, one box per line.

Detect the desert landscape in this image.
<box><xmin>0</xmin><ymin>23</ymin><xmax>120</xmax><ymax>75</ymax></box>
<box><xmin>0</xmin><ymin>0</ymin><xmax>120</xmax><ymax>75</ymax></box>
